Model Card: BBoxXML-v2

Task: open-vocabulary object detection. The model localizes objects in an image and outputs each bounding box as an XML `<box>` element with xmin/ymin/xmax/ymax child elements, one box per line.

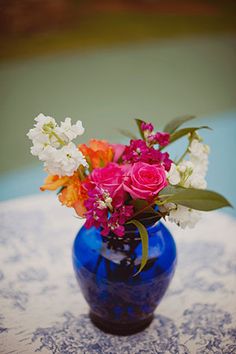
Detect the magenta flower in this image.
<box><xmin>161</xmin><ymin>152</ymin><xmax>172</xmax><ymax>171</ymax></box>
<box><xmin>154</xmin><ymin>132</ymin><xmax>170</xmax><ymax>147</ymax></box>
<box><xmin>117</xmin><ymin>205</ymin><xmax>134</xmax><ymax>224</ymax></box>
<box><xmin>122</xmin><ymin>139</ymin><xmax>172</xmax><ymax>171</ymax></box>
<box><xmin>122</xmin><ymin>140</ymin><xmax>150</xmax><ymax>163</ymax></box>
<box><xmin>101</xmin><ymin>220</ymin><xmax>125</xmax><ymax>237</ymax></box>
<box><xmin>141</xmin><ymin>122</ymin><xmax>154</xmax><ymax>133</ymax></box>
<box><xmin>101</xmin><ymin>205</ymin><xmax>134</xmax><ymax>237</ymax></box>
<box><xmin>151</xmin><ymin>150</ymin><xmax>172</xmax><ymax>171</ymax></box>
<box><xmin>84</xmin><ymin>196</ymin><xmax>134</xmax><ymax>237</ymax></box>
<box><xmin>84</xmin><ymin>207</ymin><xmax>108</xmax><ymax>229</ymax></box>
<box><xmin>147</xmin><ymin>131</ymin><xmax>170</xmax><ymax>147</ymax></box>
<box><xmin>84</xmin><ymin>186</ymin><xmax>109</xmax><ymax>229</ymax></box>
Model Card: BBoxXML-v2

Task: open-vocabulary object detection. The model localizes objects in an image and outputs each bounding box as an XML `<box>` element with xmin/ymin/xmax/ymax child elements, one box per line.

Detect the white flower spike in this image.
<box><xmin>168</xmin><ymin>204</ymin><xmax>201</xmax><ymax>229</ymax></box>
<box><xmin>27</xmin><ymin>113</ymin><xmax>86</xmax><ymax>176</ymax></box>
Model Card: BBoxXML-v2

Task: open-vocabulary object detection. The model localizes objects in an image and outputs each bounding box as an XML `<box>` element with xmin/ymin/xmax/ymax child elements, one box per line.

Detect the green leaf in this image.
<box><xmin>135</xmin><ymin>118</ymin><xmax>145</xmax><ymax>139</ymax></box>
<box><xmin>118</xmin><ymin>128</ymin><xmax>138</xmax><ymax>140</ymax></box>
<box><xmin>159</xmin><ymin>186</ymin><xmax>232</xmax><ymax>211</ymax></box>
<box><xmin>159</xmin><ymin>185</ymin><xmax>186</xmax><ymax>197</ymax></box>
<box><xmin>163</xmin><ymin>115</ymin><xmax>195</xmax><ymax>133</ymax></box>
<box><xmin>127</xmin><ymin>219</ymin><xmax>149</xmax><ymax>276</ymax></box>
<box><xmin>169</xmin><ymin>126</ymin><xmax>211</xmax><ymax>145</ymax></box>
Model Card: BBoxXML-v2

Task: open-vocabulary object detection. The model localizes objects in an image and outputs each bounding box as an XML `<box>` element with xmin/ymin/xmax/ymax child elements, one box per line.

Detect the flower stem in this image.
<box><xmin>77</xmin><ymin>166</ymin><xmax>86</xmax><ymax>181</ymax></box>
<box><xmin>176</xmin><ymin>134</ymin><xmax>193</xmax><ymax>165</ymax></box>
<box><xmin>128</xmin><ymin>201</ymin><xmax>156</xmax><ymax>220</ymax></box>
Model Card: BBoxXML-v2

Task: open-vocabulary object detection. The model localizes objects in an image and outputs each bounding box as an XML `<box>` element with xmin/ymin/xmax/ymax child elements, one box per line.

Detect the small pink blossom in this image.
<box><xmin>101</xmin><ymin>219</ymin><xmax>125</xmax><ymax>237</ymax></box>
<box><xmin>154</xmin><ymin>132</ymin><xmax>170</xmax><ymax>147</ymax></box>
<box><xmin>124</xmin><ymin>161</ymin><xmax>168</xmax><ymax>200</ymax></box>
<box><xmin>122</xmin><ymin>140</ymin><xmax>150</xmax><ymax>163</ymax></box>
<box><xmin>147</xmin><ymin>132</ymin><xmax>170</xmax><ymax>147</ymax></box>
<box><xmin>141</xmin><ymin>122</ymin><xmax>154</xmax><ymax>133</ymax></box>
<box><xmin>84</xmin><ymin>208</ymin><xmax>108</xmax><ymax>229</ymax></box>
<box><xmin>118</xmin><ymin>205</ymin><xmax>134</xmax><ymax>224</ymax></box>
<box><xmin>122</xmin><ymin>139</ymin><xmax>172</xmax><ymax>171</ymax></box>
<box><xmin>84</xmin><ymin>192</ymin><xmax>134</xmax><ymax>237</ymax></box>
<box><xmin>84</xmin><ymin>188</ymin><xmax>109</xmax><ymax>229</ymax></box>
<box><xmin>101</xmin><ymin>205</ymin><xmax>134</xmax><ymax>237</ymax></box>
<box><xmin>161</xmin><ymin>152</ymin><xmax>172</xmax><ymax>171</ymax></box>
<box><xmin>111</xmin><ymin>144</ymin><xmax>126</xmax><ymax>162</ymax></box>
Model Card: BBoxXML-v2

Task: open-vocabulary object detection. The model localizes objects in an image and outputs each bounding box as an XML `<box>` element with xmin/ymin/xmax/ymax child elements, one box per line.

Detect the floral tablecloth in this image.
<box><xmin>0</xmin><ymin>195</ymin><xmax>236</xmax><ymax>354</ymax></box>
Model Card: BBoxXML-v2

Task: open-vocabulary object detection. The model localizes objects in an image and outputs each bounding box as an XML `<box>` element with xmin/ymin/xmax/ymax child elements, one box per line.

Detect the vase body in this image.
<box><xmin>72</xmin><ymin>220</ymin><xmax>177</xmax><ymax>335</ymax></box>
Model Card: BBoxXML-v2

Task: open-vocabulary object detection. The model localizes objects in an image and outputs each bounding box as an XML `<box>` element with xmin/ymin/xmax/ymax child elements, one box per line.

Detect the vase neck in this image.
<box><xmin>103</xmin><ymin>216</ymin><xmax>161</xmax><ymax>244</ymax></box>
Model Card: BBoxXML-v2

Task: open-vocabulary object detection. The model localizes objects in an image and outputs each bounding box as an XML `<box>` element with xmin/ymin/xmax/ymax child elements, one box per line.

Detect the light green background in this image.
<box><xmin>1</xmin><ymin>35</ymin><xmax>236</xmax><ymax>175</ymax></box>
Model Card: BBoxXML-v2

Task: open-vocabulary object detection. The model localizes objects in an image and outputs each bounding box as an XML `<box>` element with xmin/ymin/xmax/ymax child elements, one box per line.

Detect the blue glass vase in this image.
<box><xmin>72</xmin><ymin>218</ymin><xmax>177</xmax><ymax>335</ymax></box>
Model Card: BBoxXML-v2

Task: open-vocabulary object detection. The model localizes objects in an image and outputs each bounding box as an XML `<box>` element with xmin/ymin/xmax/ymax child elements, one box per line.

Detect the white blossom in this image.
<box><xmin>34</xmin><ymin>113</ymin><xmax>57</xmax><ymax>127</ymax></box>
<box><xmin>168</xmin><ymin>204</ymin><xmax>201</xmax><ymax>229</ymax></box>
<box><xmin>189</xmin><ymin>139</ymin><xmax>210</xmax><ymax>159</ymax></box>
<box><xmin>37</xmin><ymin>145</ymin><xmax>57</xmax><ymax>162</ymax></box>
<box><xmin>43</xmin><ymin>142</ymin><xmax>87</xmax><ymax>176</ymax></box>
<box><xmin>189</xmin><ymin>140</ymin><xmax>209</xmax><ymax>174</ymax></box>
<box><xmin>29</xmin><ymin>133</ymin><xmax>50</xmax><ymax>157</ymax></box>
<box><xmin>159</xmin><ymin>202</ymin><xmax>176</xmax><ymax>214</ymax></box>
<box><xmin>27</xmin><ymin>114</ymin><xmax>57</xmax><ymax>139</ymax></box>
<box><xmin>177</xmin><ymin>140</ymin><xmax>210</xmax><ymax>190</ymax></box>
<box><xmin>27</xmin><ymin>113</ymin><xmax>61</xmax><ymax>156</ymax></box>
<box><xmin>27</xmin><ymin>113</ymin><xmax>87</xmax><ymax>176</ymax></box>
<box><xmin>167</xmin><ymin>163</ymin><xmax>181</xmax><ymax>185</ymax></box>
<box><xmin>178</xmin><ymin>160</ymin><xmax>194</xmax><ymax>173</ymax></box>
<box><xmin>190</xmin><ymin>156</ymin><xmax>208</xmax><ymax>176</ymax></box>
<box><xmin>59</xmin><ymin>117</ymin><xmax>84</xmax><ymax>142</ymax></box>
<box><xmin>189</xmin><ymin>173</ymin><xmax>207</xmax><ymax>189</ymax></box>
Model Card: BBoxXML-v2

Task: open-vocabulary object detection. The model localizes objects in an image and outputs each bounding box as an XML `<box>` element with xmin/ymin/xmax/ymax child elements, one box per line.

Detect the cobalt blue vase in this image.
<box><xmin>72</xmin><ymin>218</ymin><xmax>177</xmax><ymax>335</ymax></box>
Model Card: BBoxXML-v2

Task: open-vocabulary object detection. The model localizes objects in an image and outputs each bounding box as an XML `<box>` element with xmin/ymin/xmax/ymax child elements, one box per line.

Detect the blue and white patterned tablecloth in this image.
<box><xmin>0</xmin><ymin>195</ymin><xmax>236</xmax><ymax>354</ymax></box>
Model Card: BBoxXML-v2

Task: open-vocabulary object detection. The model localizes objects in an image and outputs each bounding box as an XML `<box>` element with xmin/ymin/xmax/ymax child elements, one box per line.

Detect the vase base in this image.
<box><xmin>89</xmin><ymin>312</ymin><xmax>154</xmax><ymax>336</ymax></box>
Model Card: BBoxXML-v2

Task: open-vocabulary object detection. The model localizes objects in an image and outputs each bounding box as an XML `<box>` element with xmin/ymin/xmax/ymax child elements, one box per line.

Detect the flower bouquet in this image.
<box><xmin>27</xmin><ymin>113</ymin><xmax>231</xmax><ymax>334</ymax></box>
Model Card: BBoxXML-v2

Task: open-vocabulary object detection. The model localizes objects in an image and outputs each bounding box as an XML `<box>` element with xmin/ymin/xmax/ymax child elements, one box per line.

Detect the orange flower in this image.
<box><xmin>73</xmin><ymin>200</ymin><xmax>87</xmax><ymax>218</ymax></box>
<box><xmin>40</xmin><ymin>173</ymin><xmax>88</xmax><ymax>217</ymax></box>
<box><xmin>40</xmin><ymin>175</ymin><xmax>70</xmax><ymax>191</ymax></box>
<box><xmin>79</xmin><ymin>139</ymin><xmax>114</xmax><ymax>169</ymax></box>
<box><xmin>58</xmin><ymin>178</ymin><xmax>87</xmax><ymax>215</ymax></box>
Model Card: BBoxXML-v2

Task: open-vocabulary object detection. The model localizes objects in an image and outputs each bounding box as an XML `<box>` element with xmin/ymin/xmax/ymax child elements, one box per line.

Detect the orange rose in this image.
<box><xmin>79</xmin><ymin>139</ymin><xmax>114</xmax><ymax>169</ymax></box>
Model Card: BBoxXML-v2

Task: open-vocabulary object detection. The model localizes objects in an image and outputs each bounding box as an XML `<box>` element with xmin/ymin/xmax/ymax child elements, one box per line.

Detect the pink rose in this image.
<box><xmin>90</xmin><ymin>163</ymin><xmax>125</xmax><ymax>205</ymax></box>
<box><xmin>124</xmin><ymin>161</ymin><xmax>168</xmax><ymax>200</ymax></box>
